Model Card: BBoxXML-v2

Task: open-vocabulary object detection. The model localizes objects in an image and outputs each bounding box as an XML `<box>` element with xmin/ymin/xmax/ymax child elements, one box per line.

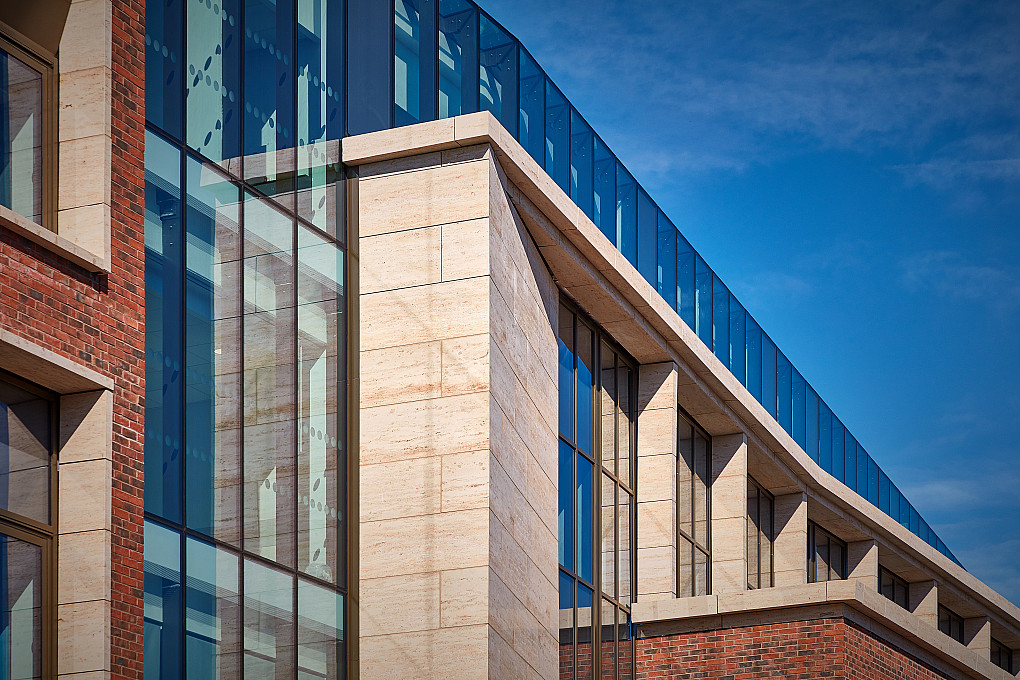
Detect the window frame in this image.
<box><xmin>938</xmin><ymin>603</ymin><xmax>965</xmax><ymax>644</ymax></box>
<box><xmin>0</xmin><ymin>368</ymin><xmax>58</xmax><ymax>680</ymax></box>
<box><xmin>746</xmin><ymin>475</ymin><xmax>774</xmax><ymax>590</ymax></box>
<box><xmin>991</xmin><ymin>637</ymin><xmax>1013</xmax><ymax>673</ymax></box>
<box><xmin>676</xmin><ymin>408</ymin><xmax>711</xmax><ymax>597</ymax></box>
<box><xmin>878</xmin><ymin>565</ymin><xmax>909</xmax><ymax>610</ymax></box>
<box><xmin>807</xmin><ymin>520</ymin><xmax>847</xmax><ymax>583</ymax></box>
<box><xmin>0</xmin><ymin>21</ymin><xmax>57</xmax><ymax>232</ymax></box>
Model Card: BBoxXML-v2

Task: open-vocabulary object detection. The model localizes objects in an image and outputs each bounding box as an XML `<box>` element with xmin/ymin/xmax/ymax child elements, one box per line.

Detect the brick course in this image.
<box><xmin>635</xmin><ymin>617</ymin><xmax>955</xmax><ymax>680</ymax></box>
<box><xmin>0</xmin><ymin>0</ymin><xmax>146</xmax><ymax>677</ymax></box>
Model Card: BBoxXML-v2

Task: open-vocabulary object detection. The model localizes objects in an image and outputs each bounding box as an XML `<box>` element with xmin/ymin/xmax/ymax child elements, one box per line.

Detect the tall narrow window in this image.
<box><xmin>879</xmin><ymin>565</ymin><xmax>909</xmax><ymax>610</ymax></box>
<box><xmin>677</xmin><ymin>412</ymin><xmax>711</xmax><ymax>597</ymax></box>
<box><xmin>991</xmin><ymin>638</ymin><xmax>1013</xmax><ymax>673</ymax></box>
<box><xmin>0</xmin><ymin>371</ymin><xmax>56</xmax><ymax>679</ymax></box>
<box><xmin>559</xmin><ymin>301</ymin><xmax>635</xmax><ymax>680</ymax></box>
<box><xmin>807</xmin><ymin>521</ymin><xmax>847</xmax><ymax>583</ymax></box>
<box><xmin>746</xmin><ymin>476</ymin><xmax>773</xmax><ymax>590</ymax></box>
<box><xmin>0</xmin><ymin>29</ymin><xmax>53</xmax><ymax>229</ymax></box>
<box><xmin>938</xmin><ymin>604</ymin><xmax>964</xmax><ymax>644</ymax></box>
<box><xmin>438</xmin><ymin>0</ymin><xmax>477</xmax><ymax>119</ymax></box>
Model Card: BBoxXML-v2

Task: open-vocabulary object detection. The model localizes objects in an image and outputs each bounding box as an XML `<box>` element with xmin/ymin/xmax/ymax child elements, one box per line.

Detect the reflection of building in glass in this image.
<box><xmin>1</xmin><ymin>1</ymin><xmax>1019</xmax><ymax>679</ymax></box>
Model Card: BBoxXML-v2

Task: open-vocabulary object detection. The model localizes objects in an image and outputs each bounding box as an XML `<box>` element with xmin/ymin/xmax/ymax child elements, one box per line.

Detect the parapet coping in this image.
<box><xmin>0</xmin><ymin>204</ymin><xmax>109</xmax><ymax>274</ymax></box>
<box><xmin>0</xmin><ymin>328</ymin><xmax>113</xmax><ymax>393</ymax></box>
<box><xmin>633</xmin><ymin>582</ymin><xmax>1016</xmax><ymax>680</ymax></box>
<box><xmin>341</xmin><ymin>111</ymin><xmax>1020</xmax><ymax>634</ymax></box>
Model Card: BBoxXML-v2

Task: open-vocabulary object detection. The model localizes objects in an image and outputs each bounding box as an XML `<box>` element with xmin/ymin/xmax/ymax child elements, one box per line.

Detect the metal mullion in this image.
<box><xmin>179</xmin><ymin>108</ymin><xmax>190</xmax><ymax>679</ymax></box>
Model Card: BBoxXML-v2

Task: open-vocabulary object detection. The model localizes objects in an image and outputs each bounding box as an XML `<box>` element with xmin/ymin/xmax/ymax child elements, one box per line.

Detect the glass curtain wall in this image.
<box><xmin>0</xmin><ymin>371</ymin><xmax>54</xmax><ymax>680</ymax></box>
<box><xmin>746</xmin><ymin>477</ymin><xmax>773</xmax><ymax>590</ymax></box>
<box><xmin>676</xmin><ymin>412</ymin><xmax>710</xmax><ymax>597</ymax></box>
<box><xmin>558</xmin><ymin>302</ymin><xmax>635</xmax><ymax>680</ymax></box>
<box><xmin>144</xmin><ymin>0</ymin><xmax>347</xmax><ymax>674</ymax></box>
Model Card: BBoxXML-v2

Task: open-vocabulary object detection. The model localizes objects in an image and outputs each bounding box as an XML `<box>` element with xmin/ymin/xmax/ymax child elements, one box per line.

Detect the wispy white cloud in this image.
<box><xmin>901</xmin><ymin>250</ymin><xmax>1020</xmax><ymax>310</ymax></box>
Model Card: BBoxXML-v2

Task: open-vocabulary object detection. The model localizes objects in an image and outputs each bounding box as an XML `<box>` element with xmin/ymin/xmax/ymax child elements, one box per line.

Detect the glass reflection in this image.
<box><xmin>438</xmin><ymin>0</ymin><xmax>478</xmax><ymax>118</ymax></box>
<box><xmin>244</xmin><ymin>560</ymin><xmax>295</xmax><ymax>679</ymax></box>
<box><xmin>185</xmin><ymin>537</ymin><xmax>241</xmax><ymax>680</ymax></box>
<box><xmin>186</xmin><ymin>0</ymin><xmax>241</xmax><ymax>166</ymax></box>
<box><xmin>518</xmin><ymin>50</ymin><xmax>544</xmax><ymax>165</ymax></box>
<box><xmin>546</xmin><ymin>82</ymin><xmax>569</xmax><ymax>192</ymax></box>
<box><xmin>0</xmin><ymin>532</ymin><xmax>42</xmax><ymax>680</ymax></box>
<box><xmin>0</xmin><ymin>377</ymin><xmax>51</xmax><ymax>524</ymax></box>
<box><xmin>480</xmin><ymin>14</ymin><xmax>517</xmax><ymax>134</ymax></box>
<box><xmin>144</xmin><ymin>521</ymin><xmax>183</xmax><ymax>680</ymax></box>
<box><xmin>297</xmin><ymin>579</ymin><xmax>343</xmax><ymax>680</ymax></box>
<box><xmin>0</xmin><ymin>47</ymin><xmax>43</xmax><ymax>224</ymax></box>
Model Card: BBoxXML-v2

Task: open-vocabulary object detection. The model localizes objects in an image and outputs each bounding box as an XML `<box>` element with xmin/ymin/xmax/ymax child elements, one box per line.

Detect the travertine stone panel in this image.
<box><xmin>964</xmin><ymin>616</ymin><xmax>991</xmax><ymax>656</ymax></box>
<box><xmin>711</xmin><ymin>434</ymin><xmax>747</xmax><ymax>594</ymax></box>
<box><xmin>57</xmin><ymin>600</ymin><xmax>111</xmax><ymax>675</ymax></box>
<box><xmin>774</xmin><ymin>493</ymin><xmax>808</xmax><ymax>587</ymax></box>
<box><xmin>638</xmin><ymin>546</ymin><xmax>677</xmax><ymax>598</ymax></box>
<box><xmin>359</xmin><ymin>150</ymin><xmax>558</xmax><ymax>680</ymax></box>
<box><xmin>910</xmin><ymin>579</ymin><xmax>939</xmax><ymax>627</ymax></box>
<box><xmin>848</xmin><ymin>539</ymin><xmax>879</xmax><ymax>588</ymax></box>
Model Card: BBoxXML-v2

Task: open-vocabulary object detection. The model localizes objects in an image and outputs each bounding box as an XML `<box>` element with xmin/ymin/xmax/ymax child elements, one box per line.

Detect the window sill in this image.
<box><xmin>0</xmin><ymin>204</ymin><xmax>109</xmax><ymax>274</ymax></box>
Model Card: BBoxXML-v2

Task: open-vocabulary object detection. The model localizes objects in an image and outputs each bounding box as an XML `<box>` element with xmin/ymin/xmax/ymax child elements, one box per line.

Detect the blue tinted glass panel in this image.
<box><xmin>746</xmin><ymin>317</ymin><xmax>762</xmax><ymax>402</ymax></box>
<box><xmin>899</xmin><ymin>492</ymin><xmax>910</xmax><ymax>528</ymax></box>
<box><xmin>637</xmin><ymin>189</ymin><xmax>657</xmax><ymax>286</ymax></box>
<box><xmin>545</xmin><ymin>82</ymin><xmax>569</xmax><ymax>192</ymax></box>
<box><xmin>185</xmin><ymin>156</ymin><xmax>241</xmax><ymax>542</ymax></box>
<box><xmin>694</xmin><ymin>255</ymin><xmax>712</xmax><ymax>348</ymax></box>
<box><xmin>243</xmin><ymin>560</ymin><xmax>295</xmax><ymax>679</ymax></box>
<box><xmin>657</xmin><ymin>211</ymin><xmax>677</xmax><ymax>310</ymax></box>
<box><xmin>819</xmin><ymin>402</ymin><xmax>832</xmax><ymax>474</ymax></box>
<box><xmin>856</xmin><ymin>440</ymin><xmax>868</xmax><ymax>496</ymax></box>
<box><xmin>558</xmin><ymin>440</ymin><xmax>573</xmax><ymax>570</ymax></box>
<box><xmin>889</xmin><ymin>485</ymin><xmax>901</xmax><ymax>525</ymax></box>
<box><xmin>570</xmin><ymin>110</ymin><xmax>593</xmax><ymax>220</ymax></box>
<box><xmin>677</xmin><ymin>235</ymin><xmax>696</xmax><ymax>331</ymax></box>
<box><xmin>297</xmin><ymin>579</ymin><xmax>343</xmax><ymax>679</ymax></box>
<box><xmin>438</xmin><ymin>0</ymin><xmax>478</xmax><ymax>118</ymax></box>
<box><xmin>909</xmin><ymin>505</ymin><xmax>919</xmax><ymax>534</ymax></box>
<box><xmin>593</xmin><ymin>137</ymin><xmax>615</xmax><ymax>241</ymax></box>
<box><xmin>348</xmin><ymin>0</ymin><xmax>392</xmax><ymax>134</ymax></box>
<box><xmin>805</xmin><ymin>386</ymin><xmax>818</xmax><ymax>461</ymax></box>
<box><xmin>868</xmin><ymin>455</ymin><xmax>879</xmax><ymax>506</ymax></box>
<box><xmin>558</xmin><ymin>306</ymin><xmax>574</xmax><ymax>439</ymax></box>
<box><xmin>576</xmin><ymin>323</ymin><xmax>594</xmax><ymax>456</ymax></box>
<box><xmin>480</xmin><ymin>14</ymin><xmax>517</xmax><ymax>134</ymax></box>
<box><xmin>186</xmin><ymin>0</ymin><xmax>240</xmax><ymax>165</ymax></box>
<box><xmin>145</xmin><ymin>130</ymin><xmax>184</xmax><ymax>524</ymax></box>
<box><xmin>517</xmin><ymin>50</ymin><xmax>544</xmax><ymax>164</ymax></box>
<box><xmin>729</xmin><ymin>296</ymin><xmax>746</xmax><ymax>385</ymax></box>
<box><xmin>712</xmin><ymin>275</ymin><xmax>729</xmax><ymax>366</ymax></box>
<box><xmin>844</xmin><ymin>433</ymin><xmax>857</xmax><ymax>494</ymax></box>
<box><xmin>146</xmin><ymin>0</ymin><xmax>183</xmax><ymax>137</ymax></box>
<box><xmin>185</xmin><ymin>537</ymin><xmax>241</xmax><ymax>680</ymax></box>
<box><xmin>145</xmin><ymin>521</ymin><xmax>183</xmax><ymax>680</ymax></box>
<box><xmin>395</xmin><ymin>0</ymin><xmax>437</xmax><ymax>126</ymax></box>
<box><xmin>244</xmin><ymin>0</ymin><xmax>296</xmax><ymax>206</ymax></box>
<box><xmin>832</xmin><ymin>417</ymin><xmax>845</xmax><ymax>484</ymax></box>
<box><xmin>297</xmin><ymin>0</ymin><xmax>344</xmax><ymax>236</ymax></box>
<box><xmin>792</xmin><ymin>369</ymin><xmax>805</xmax><ymax>448</ymax></box>
<box><xmin>879</xmin><ymin>470</ymin><xmax>890</xmax><ymax>514</ymax></box>
<box><xmin>616</xmin><ymin>164</ymin><xmax>637</xmax><ymax>266</ymax></box>
<box><xmin>559</xmin><ymin>570</ymin><xmax>573</xmax><ymax>609</ymax></box>
<box><xmin>777</xmin><ymin>352</ymin><xmax>791</xmax><ymax>434</ymax></box>
<box><xmin>576</xmin><ymin>455</ymin><xmax>593</xmax><ymax>583</ymax></box>
<box><xmin>762</xmin><ymin>335</ymin><xmax>777</xmax><ymax>419</ymax></box>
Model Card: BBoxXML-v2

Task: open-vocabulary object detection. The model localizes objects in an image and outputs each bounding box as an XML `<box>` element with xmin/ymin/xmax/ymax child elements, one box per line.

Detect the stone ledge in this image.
<box><xmin>0</xmin><ymin>329</ymin><xmax>113</xmax><ymax>392</ymax></box>
<box><xmin>634</xmin><ymin>583</ymin><xmax>1016</xmax><ymax>680</ymax></box>
<box><xmin>0</xmin><ymin>204</ymin><xmax>109</xmax><ymax>273</ymax></box>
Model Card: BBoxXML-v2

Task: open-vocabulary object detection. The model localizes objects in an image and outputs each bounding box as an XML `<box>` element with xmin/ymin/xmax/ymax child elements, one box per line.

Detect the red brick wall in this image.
<box><xmin>0</xmin><ymin>0</ymin><xmax>146</xmax><ymax>677</ymax></box>
<box><xmin>636</xmin><ymin>618</ymin><xmax>955</xmax><ymax>680</ymax></box>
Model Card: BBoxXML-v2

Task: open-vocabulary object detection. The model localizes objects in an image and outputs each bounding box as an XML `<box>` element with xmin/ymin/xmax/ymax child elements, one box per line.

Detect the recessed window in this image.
<box><xmin>677</xmin><ymin>412</ymin><xmax>711</xmax><ymax>597</ymax></box>
<box><xmin>746</xmin><ymin>476</ymin><xmax>774</xmax><ymax>590</ymax></box>
<box><xmin>879</xmin><ymin>565</ymin><xmax>909</xmax><ymax>610</ymax></box>
<box><xmin>991</xmin><ymin>637</ymin><xmax>1013</xmax><ymax>673</ymax></box>
<box><xmin>0</xmin><ymin>27</ymin><xmax>53</xmax><ymax>229</ymax></box>
<box><xmin>807</xmin><ymin>521</ymin><xmax>847</xmax><ymax>583</ymax></box>
<box><xmin>937</xmin><ymin>604</ymin><xmax>964</xmax><ymax>644</ymax></box>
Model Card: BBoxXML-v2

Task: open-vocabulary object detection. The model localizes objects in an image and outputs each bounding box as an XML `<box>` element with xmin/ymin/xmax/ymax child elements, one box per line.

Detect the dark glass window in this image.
<box><xmin>438</xmin><ymin>0</ymin><xmax>478</xmax><ymax>119</ymax></box>
<box><xmin>808</xmin><ymin>521</ymin><xmax>847</xmax><ymax>583</ymax></box>
<box><xmin>559</xmin><ymin>301</ymin><xmax>635</xmax><ymax>680</ymax></box>
<box><xmin>678</xmin><ymin>413</ymin><xmax>711</xmax><ymax>597</ymax></box>
<box><xmin>0</xmin><ymin>34</ymin><xmax>51</xmax><ymax>228</ymax></box>
<box><xmin>479</xmin><ymin>14</ymin><xmax>516</xmax><ymax>134</ymax></box>
<box><xmin>938</xmin><ymin>604</ymin><xmax>964</xmax><ymax>644</ymax></box>
<box><xmin>146</xmin><ymin>0</ymin><xmax>183</xmax><ymax>139</ymax></box>
<box><xmin>879</xmin><ymin>566</ymin><xmax>909</xmax><ymax>610</ymax></box>
<box><xmin>746</xmin><ymin>477</ymin><xmax>774</xmax><ymax>590</ymax></box>
<box><xmin>991</xmin><ymin>638</ymin><xmax>1013</xmax><ymax>673</ymax></box>
<box><xmin>347</xmin><ymin>0</ymin><xmax>393</xmax><ymax>135</ymax></box>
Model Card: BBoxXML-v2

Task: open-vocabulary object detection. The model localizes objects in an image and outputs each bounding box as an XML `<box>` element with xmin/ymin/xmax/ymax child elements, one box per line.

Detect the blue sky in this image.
<box><xmin>480</xmin><ymin>0</ymin><xmax>1020</xmax><ymax>604</ymax></box>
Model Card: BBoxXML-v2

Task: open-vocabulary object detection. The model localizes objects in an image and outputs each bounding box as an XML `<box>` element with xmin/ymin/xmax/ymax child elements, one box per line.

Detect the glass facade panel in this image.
<box><xmin>297</xmin><ymin>579</ymin><xmax>344</xmax><ymax>679</ymax></box>
<box><xmin>545</xmin><ymin>82</ymin><xmax>569</xmax><ymax>192</ymax></box>
<box><xmin>762</xmin><ymin>335</ymin><xmax>777</xmax><ymax>419</ymax></box>
<box><xmin>395</xmin><ymin>0</ymin><xmax>436</xmax><ymax>127</ymax></box>
<box><xmin>819</xmin><ymin>402</ymin><xmax>832</xmax><ymax>474</ymax></box>
<box><xmin>0</xmin><ymin>44</ymin><xmax>43</xmax><ymax>225</ymax></box>
<box><xmin>347</xmin><ymin>0</ymin><xmax>392</xmax><ymax>135</ymax></box>
<box><xmin>244</xmin><ymin>559</ymin><xmax>295</xmax><ymax>679</ymax></box>
<box><xmin>777</xmin><ymin>352</ymin><xmax>791</xmax><ymax>433</ymax></box>
<box><xmin>636</xmin><ymin>189</ymin><xmax>656</xmax><ymax>285</ymax></box>
<box><xmin>712</xmin><ymin>276</ymin><xmax>728</xmax><ymax>367</ymax></box>
<box><xmin>792</xmin><ymin>369</ymin><xmax>805</xmax><ymax>448</ymax></box>
<box><xmin>518</xmin><ymin>50</ymin><xmax>544</xmax><ymax>165</ymax></box>
<box><xmin>185</xmin><ymin>537</ymin><xmax>241</xmax><ymax>680</ymax></box>
<box><xmin>657</xmin><ymin>211</ymin><xmax>677</xmax><ymax>310</ymax></box>
<box><xmin>570</xmin><ymin>111</ymin><xmax>594</xmax><ymax>220</ymax></box>
<box><xmin>479</xmin><ymin>14</ymin><xmax>516</xmax><ymax>134</ymax></box>
<box><xmin>616</xmin><ymin>165</ymin><xmax>637</xmax><ymax>267</ymax></box>
<box><xmin>832</xmin><ymin>416</ymin><xmax>845</xmax><ymax>485</ymax></box>
<box><xmin>677</xmin><ymin>235</ymin><xmax>696</xmax><ymax>330</ymax></box>
<box><xmin>745</xmin><ymin>317</ymin><xmax>762</xmax><ymax>402</ymax></box>
<box><xmin>185</xmin><ymin>0</ymin><xmax>241</xmax><ymax>166</ymax></box>
<box><xmin>145</xmin><ymin>521</ymin><xmax>183</xmax><ymax>680</ymax></box>
<box><xmin>593</xmin><ymin>137</ymin><xmax>615</xmax><ymax>242</ymax></box>
<box><xmin>438</xmin><ymin>0</ymin><xmax>478</xmax><ymax>119</ymax></box>
<box><xmin>729</xmin><ymin>296</ymin><xmax>745</xmax><ymax>386</ymax></box>
<box><xmin>146</xmin><ymin>0</ymin><xmax>183</xmax><ymax>138</ymax></box>
<box><xmin>805</xmin><ymin>386</ymin><xmax>818</xmax><ymax>462</ymax></box>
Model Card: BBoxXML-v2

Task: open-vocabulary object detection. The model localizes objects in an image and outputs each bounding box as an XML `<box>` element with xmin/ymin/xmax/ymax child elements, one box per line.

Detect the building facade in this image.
<box><xmin>0</xmin><ymin>1</ymin><xmax>1018</xmax><ymax>679</ymax></box>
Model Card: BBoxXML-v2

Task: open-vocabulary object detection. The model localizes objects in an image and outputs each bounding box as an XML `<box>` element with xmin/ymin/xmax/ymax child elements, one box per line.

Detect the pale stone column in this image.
<box><xmin>773</xmin><ymin>492</ymin><xmax>808</xmax><ymax>587</ymax></box>
<box><xmin>636</xmin><ymin>362</ymin><xmax>678</xmax><ymax>602</ymax></box>
<box><xmin>357</xmin><ymin>144</ymin><xmax>559</xmax><ymax>680</ymax></box>
<box><xmin>847</xmin><ymin>539</ymin><xmax>879</xmax><ymax>588</ymax></box>
<box><xmin>910</xmin><ymin>580</ymin><xmax>939</xmax><ymax>628</ymax></box>
<box><xmin>965</xmin><ymin>616</ymin><xmax>991</xmax><ymax>656</ymax></box>
<box><xmin>710</xmin><ymin>433</ymin><xmax>747</xmax><ymax>594</ymax></box>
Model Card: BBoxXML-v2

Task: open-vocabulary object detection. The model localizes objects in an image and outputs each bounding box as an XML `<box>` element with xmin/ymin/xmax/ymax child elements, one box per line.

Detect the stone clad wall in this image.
<box><xmin>357</xmin><ymin>144</ymin><xmax>558</xmax><ymax>680</ymax></box>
